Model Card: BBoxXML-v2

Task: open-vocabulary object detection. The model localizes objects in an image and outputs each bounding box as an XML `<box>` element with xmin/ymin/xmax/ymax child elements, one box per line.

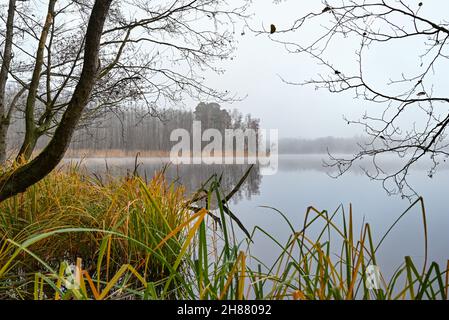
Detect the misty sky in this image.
<box><xmin>196</xmin><ymin>0</ymin><xmax>449</xmax><ymax>139</ymax></box>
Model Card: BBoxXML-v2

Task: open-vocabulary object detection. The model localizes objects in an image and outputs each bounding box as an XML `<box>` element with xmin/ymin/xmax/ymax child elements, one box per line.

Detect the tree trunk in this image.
<box><xmin>0</xmin><ymin>118</ymin><xmax>9</xmax><ymax>164</ymax></box>
<box><xmin>0</xmin><ymin>0</ymin><xmax>17</xmax><ymax>165</ymax></box>
<box><xmin>0</xmin><ymin>0</ymin><xmax>112</xmax><ymax>201</ymax></box>
<box><xmin>0</xmin><ymin>88</ymin><xmax>26</xmax><ymax>163</ymax></box>
<box><xmin>17</xmin><ymin>0</ymin><xmax>56</xmax><ymax>161</ymax></box>
<box><xmin>17</xmin><ymin>130</ymin><xmax>38</xmax><ymax>161</ymax></box>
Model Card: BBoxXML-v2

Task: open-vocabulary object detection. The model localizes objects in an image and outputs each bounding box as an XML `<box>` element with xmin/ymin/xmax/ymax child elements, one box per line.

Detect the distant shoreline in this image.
<box><xmin>63</xmin><ymin>149</ymin><xmax>269</xmax><ymax>158</ymax></box>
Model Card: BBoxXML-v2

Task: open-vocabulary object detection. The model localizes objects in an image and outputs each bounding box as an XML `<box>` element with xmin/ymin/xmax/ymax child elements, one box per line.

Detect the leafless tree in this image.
<box><xmin>1</xmin><ymin>0</ymin><xmax>249</xmax><ymax>161</ymax></box>
<box><xmin>0</xmin><ymin>0</ymin><xmax>27</xmax><ymax>163</ymax></box>
<box><xmin>0</xmin><ymin>0</ymin><xmax>249</xmax><ymax>201</ymax></box>
<box><xmin>266</xmin><ymin>0</ymin><xmax>449</xmax><ymax>198</ymax></box>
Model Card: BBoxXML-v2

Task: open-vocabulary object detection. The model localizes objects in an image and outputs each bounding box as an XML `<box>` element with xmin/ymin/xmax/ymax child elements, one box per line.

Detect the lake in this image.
<box><xmin>64</xmin><ymin>155</ymin><xmax>449</xmax><ymax>280</ymax></box>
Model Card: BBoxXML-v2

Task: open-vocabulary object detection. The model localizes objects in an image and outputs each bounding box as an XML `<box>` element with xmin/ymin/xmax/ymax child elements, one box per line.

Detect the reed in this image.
<box><xmin>0</xmin><ymin>165</ymin><xmax>447</xmax><ymax>300</ymax></box>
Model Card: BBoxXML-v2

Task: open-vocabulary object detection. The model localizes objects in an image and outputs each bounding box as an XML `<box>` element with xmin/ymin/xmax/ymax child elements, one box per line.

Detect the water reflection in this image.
<box><xmin>63</xmin><ymin>155</ymin><xmax>449</xmax><ymax>203</ymax></box>
<box><xmin>277</xmin><ymin>154</ymin><xmax>449</xmax><ymax>174</ymax></box>
<box><xmin>63</xmin><ymin>157</ymin><xmax>262</xmax><ymax>203</ymax></box>
<box><xmin>62</xmin><ymin>155</ymin><xmax>449</xmax><ymax>282</ymax></box>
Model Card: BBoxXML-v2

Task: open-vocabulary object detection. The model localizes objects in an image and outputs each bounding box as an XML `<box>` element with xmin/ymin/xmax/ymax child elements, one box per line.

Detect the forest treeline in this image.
<box><xmin>7</xmin><ymin>102</ymin><xmax>366</xmax><ymax>156</ymax></box>
<box><xmin>7</xmin><ymin>103</ymin><xmax>368</xmax><ymax>157</ymax></box>
<box><xmin>7</xmin><ymin>102</ymin><xmax>261</xmax><ymax>156</ymax></box>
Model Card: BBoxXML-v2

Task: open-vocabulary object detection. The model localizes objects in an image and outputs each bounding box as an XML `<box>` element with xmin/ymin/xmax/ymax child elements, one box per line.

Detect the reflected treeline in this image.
<box><xmin>63</xmin><ymin>158</ymin><xmax>262</xmax><ymax>204</ymax></box>
<box><xmin>62</xmin><ymin>155</ymin><xmax>449</xmax><ymax>206</ymax></box>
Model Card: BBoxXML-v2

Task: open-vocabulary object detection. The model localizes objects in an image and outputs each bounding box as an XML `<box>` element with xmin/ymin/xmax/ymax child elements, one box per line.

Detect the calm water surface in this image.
<box><xmin>64</xmin><ymin>155</ymin><xmax>449</xmax><ymax>278</ymax></box>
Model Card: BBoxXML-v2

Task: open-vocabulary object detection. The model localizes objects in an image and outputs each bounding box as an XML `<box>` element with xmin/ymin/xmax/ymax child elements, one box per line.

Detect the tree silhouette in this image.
<box><xmin>0</xmin><ymin>0</ymin><xmax>249</xmax><ymax>201</ymax></box>
<box><xmin>269</xmin><ymin>0</ymin><xmax>449</xmax><ymax>197</ymax></box>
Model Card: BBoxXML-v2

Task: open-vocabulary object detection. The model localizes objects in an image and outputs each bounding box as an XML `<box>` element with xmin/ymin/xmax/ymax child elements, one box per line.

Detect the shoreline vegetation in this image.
<box><xmin>14</xmin><ymin>149</ymin><xmax>268</xmax><ymax>160</ymax></box>
<box><xmin>64</xmin><ymin>149</ymin><xmax>266</xmax><ymax>159</ymax></box>
<box><xmin>0</xmin><ymin>165</ymin><xmax>447</xmax><ymax>300</ymax></box>
<box><xmin>6</xmin><ymin>136</ymin><xmax>372</xmax><ymax>161</ymax></box>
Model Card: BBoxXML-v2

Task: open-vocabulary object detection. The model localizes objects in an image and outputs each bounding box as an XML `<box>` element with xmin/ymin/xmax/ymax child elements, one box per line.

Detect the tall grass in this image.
<box><xmin>0</xmin><ymin>165</ymin><xmax>192</xmax><ymax>299</ymax></box>
<box><xmin>0</xmin><ymin>165</ymin><xmax>447</xmax><ymax>300</ymax></box>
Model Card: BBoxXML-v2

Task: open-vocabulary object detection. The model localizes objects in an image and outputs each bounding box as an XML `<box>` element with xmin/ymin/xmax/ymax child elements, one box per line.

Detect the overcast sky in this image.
<box><xmin>196</xmin><ymin>0</ymin><xmax>449</xmax><ymax>139</ymax></box>
<box><xmin>16</xmin><ymin>0</ymin><xmax>449</xmax><ymax>139</ymax></box>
